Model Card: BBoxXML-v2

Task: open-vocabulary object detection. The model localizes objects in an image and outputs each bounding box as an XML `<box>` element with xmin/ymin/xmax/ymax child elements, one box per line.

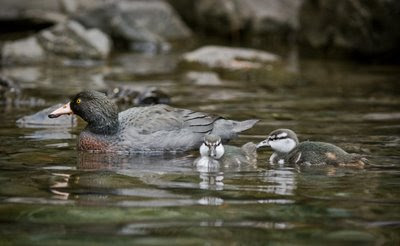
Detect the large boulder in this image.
<box><xmin>169</xmin><ymin>0</ymin><xmax>302</xmax><ymax>39</ymax></box>
<box><xmin>299</xmin><ymin>0</ymin><xmax>400</xmax><ymax>59</ymax></box>
<box><xmin>1</xmin><ymin>20</ymin><xmax>111</xmax><ymax>64</ymax></box>
<box><xmin>74</xmin><ymin>0</ymin><xmax>192</xmax><ymax>52</ymax></box>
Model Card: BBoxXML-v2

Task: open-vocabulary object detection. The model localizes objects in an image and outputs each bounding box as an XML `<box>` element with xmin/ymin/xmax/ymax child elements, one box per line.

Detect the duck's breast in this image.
<box><xmin>78</xmin><ymin>131</ymin><xmax>111</xmax><ymax>152</ymax></box>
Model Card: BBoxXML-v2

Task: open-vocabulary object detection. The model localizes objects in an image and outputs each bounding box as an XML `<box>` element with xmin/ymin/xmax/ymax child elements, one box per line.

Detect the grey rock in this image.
<box><xmin>299</xmin><ymin>0</ymin><xmax>400</xmax><ymax>58</ymax></box>
<box><xmin>2</xmin><ymin>37</ymin><xmax>46</xmax><ymax>64</ymax></box>
<box><xmin>75</xmin><ymin>0</ymin><xmax>191</xmax><ymax>52</ymax></box>
<box><xmin>37</xmin><ymin>20</ymin><xmax>111</xmax><ymax>59</ymax></box>
<box><xmin>17</xmin><ymin>104</ymin><xmax>77</xmax><ymax>127</ymax></box>
<box><xmin>170</xmin><ymin>0</ymin><xmax>302</xmax><ymax>36</ymax></box>
<box><xmin>181</xmin><ymin>45</ymin><xmax>281</xmax><ymax>71</ymax></box>
<box><xmin>2</xmin><ymin>20</ymin><xmax>111</xmax><ymax>64</ymax></box>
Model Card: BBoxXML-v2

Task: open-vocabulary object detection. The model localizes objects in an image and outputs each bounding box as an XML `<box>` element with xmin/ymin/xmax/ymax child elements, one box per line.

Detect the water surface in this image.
<box><xmin>1</xmin><ymin>54</ymin><xmax>399</xmax><ymax>245</ymax></box>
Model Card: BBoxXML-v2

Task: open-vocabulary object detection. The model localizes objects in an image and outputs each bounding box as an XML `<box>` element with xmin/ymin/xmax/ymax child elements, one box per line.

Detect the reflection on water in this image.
<box><xmin>21</xmin><ymin>128</ymin><xmax>75</xmax><ymax>140</ymax></box>
<box><xmin>0</xmin><ymin>57</ymin><xmax>399</xmax><ymax>245</ymax></box>
<box><xmin>261</xmin><ymin>167</ymin><xmax>297</xmax><ymax>196</ymax></box>
<box><xmin>49</xmin><ymin>173</ymin><xmax>71</xmax><ymax>200</ymax></box>
<box><xmin>198</xmin><ymin>171</ymin><xmax>225</xmax><ymax>191</ymax></box>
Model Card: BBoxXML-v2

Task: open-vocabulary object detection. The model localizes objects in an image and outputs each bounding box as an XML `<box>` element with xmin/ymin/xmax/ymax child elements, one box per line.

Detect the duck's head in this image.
<box><xmin>257</xmin><ymin>129</ymin><xmax>299</xmax><ymax>153</ymax></box>
<box><xmin>200</xmin><ymin>134</ymin><xmax>225</xmax><ymax>159</ymax></box>
<box><xmin>48</xmin><ymin>90</ymin><xmax>119</xmax><ymax>135</ymax></box>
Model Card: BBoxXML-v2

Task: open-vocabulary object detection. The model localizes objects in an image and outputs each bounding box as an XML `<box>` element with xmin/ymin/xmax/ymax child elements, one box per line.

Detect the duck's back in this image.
<box><xmin>118</xmin><ymin>105</ymin><xmax>220</xmax><ymax>134</ymax></box>
<box><xmin>288</xmin><ymin>141</ymin><xmax>362</xmax><ymax>166</ymax></box>
<box><xmin>115</xmin><ymin>105</ymin><xmax>257</xmax><ymax>152</ymax></box>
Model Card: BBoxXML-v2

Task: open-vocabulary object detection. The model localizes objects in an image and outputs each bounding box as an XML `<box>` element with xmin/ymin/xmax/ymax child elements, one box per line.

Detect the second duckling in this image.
<box><xmin>257</xmin><ymin>129</ymin><xmax>367</xmax><ymax>168</ymax></box>
<box><xmin>194</xmin><ymin>134</ymin><xmax>257</xmax><ymax>168</ymax></box>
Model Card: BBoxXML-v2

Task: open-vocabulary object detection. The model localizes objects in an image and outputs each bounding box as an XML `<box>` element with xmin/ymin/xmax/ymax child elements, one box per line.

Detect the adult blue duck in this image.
<box><xmin>49</xmin><ymin>90</ymin><xmax>258</xmax><ymax>153</ymax></box>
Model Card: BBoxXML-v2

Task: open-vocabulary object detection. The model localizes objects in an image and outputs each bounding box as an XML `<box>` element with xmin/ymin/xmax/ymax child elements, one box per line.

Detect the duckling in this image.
<box><xmin>257</xmin><ymin>129</ymin><xmax>366</xmax><ymax>168</ymax></box>
<box><xmin>194</xmin><ymin>134</ymin><xmax>257</xmax><ymax>168</ymax></box>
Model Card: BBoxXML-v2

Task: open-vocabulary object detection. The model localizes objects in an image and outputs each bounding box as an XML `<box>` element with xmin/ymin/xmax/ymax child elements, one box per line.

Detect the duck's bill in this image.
<box><xmin>48</xmin><ymin>102</ymin><xmax>73</xmax><ymax>118</ymax></box>
<box><xmin>256</xmin><ymin>140</ymin><xmax>270</xmax><ymax>148</ymax></box>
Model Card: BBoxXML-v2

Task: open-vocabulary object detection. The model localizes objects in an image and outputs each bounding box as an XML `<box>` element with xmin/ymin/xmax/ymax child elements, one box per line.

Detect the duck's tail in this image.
<box><xmin>338</xmin><ymin>154</ymin><xmax>368</xmax><ymax>169</ymax></box>
<box><xmin>232</xmin><ymin>119</ymin><xmax>259</xmax><ymax>133</ymax></box>
<box><xmin>212</xmin><ymin>119</ymin><xmax>259</xmax><ymax>141</ymax></box>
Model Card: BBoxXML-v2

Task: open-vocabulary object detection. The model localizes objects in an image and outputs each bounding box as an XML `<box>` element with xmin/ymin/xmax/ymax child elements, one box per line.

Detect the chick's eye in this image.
<box><xmin>76</xmin><ymin>98</ymin><xmax>81</xmax><ymax>104</ymax></box>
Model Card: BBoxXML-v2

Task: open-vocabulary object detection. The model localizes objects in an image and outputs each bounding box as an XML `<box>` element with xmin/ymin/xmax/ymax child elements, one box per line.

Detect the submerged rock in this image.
<box><xmin>184</xmin><ymin>71</ymin><xmax>222</xmax><ymax>86</ymax></box>
<box><xmin>181</xmin><ymin>45</ymin><xmax>281</xmax><ymax>71</ymax></box>
<box><xmin>75</xmin><ymin>0</ymin><xmax>191</xmax><ymax>52</ymax></box>
<box><xmin>17</xmin><ymin>104</ymin><xmax>77</xmax><ymax>127</ymax></box>
<box><xmin>2</xmin><ymin>20</ymin><xmax>111</xmax><ymax>64</ymax></box>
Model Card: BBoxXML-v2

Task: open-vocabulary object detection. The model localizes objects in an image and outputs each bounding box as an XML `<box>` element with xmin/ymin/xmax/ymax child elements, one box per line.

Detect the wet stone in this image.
<box><xmin>181</xmin><ymin>45</ymin><xmax>281</xmax><ymax>71</ymax></box>
<box><xmin>1</xmin><ymin>37</ymin><xmax>46</xmax><ymax>65</ymax></box>
<box><xmin>2</xmin><ymin>20</ymin><xmax>111</xmax><ymax>64</ymax></box>
<box><xmin>75</xmin><ymin>0</ymin><xmax>191</xmax><ymax>52</ymax></box>
<box><xmin>16</xmin><ymin>104</ymin><xmax>77</xmax><ymax>127</ymax></box>
<box><xmin>184</xmin><ymin>71</ymin><xmax>222</xmax><ymax>86</ymax></box>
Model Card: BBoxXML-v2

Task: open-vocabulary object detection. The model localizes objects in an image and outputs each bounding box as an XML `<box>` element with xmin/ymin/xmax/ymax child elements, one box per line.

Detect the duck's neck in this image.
<box><xmin>86</xmin><ymin>115</ymin><xmax>119</xmax><ymax>135</ymax></box>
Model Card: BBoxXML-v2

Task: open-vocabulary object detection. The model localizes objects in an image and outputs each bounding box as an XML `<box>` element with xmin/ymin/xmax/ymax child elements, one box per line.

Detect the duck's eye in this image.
<box><xmin>76</xmin><ymin>98</ymin><xmax>81</xmax><ymax>104</ymax></box>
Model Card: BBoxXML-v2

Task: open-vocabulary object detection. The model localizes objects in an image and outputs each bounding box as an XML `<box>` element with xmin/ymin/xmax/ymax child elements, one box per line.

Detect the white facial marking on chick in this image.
<box><xmin>269</xmin><ymin>138</ymin><xmax>297</xmax><ymax>153</ymax></box>
<box><xmin>200</xmin><ymin>143</ymin><xmax>209</xmax><ymax>157</ymax></box>
<box><xmin>277</xmin><ymin>132</ymin><xmax>288</xmax><ymax>138</ymax></box>
<box><xmin>214</xmin><ymin>144</ymin><xmax>225</xmax><ymax>159</ymax></box>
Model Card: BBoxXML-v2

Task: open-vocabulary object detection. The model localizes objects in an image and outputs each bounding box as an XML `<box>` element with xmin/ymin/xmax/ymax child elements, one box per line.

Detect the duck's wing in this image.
<box><xmin>119</xmin><ymin>105</ymin><xmax>221</xmax><ymax>134</ymax></box>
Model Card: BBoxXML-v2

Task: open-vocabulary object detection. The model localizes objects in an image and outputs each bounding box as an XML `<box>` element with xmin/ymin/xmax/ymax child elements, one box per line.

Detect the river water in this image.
<box><xmin>0</xmin><ymin>50</ymin><xmax>399</xmax><ymax>245</ymax></box>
